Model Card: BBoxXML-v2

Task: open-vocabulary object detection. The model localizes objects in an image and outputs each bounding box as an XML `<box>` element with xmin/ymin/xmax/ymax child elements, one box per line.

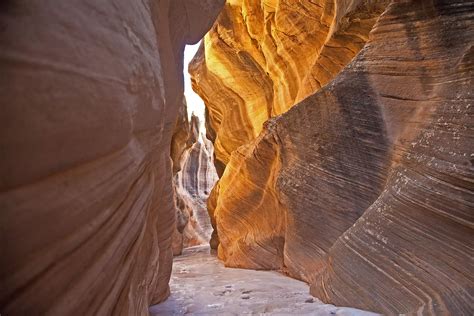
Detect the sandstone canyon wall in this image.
<box><xmin>190</xmin><ymin>0</ymin><xmax>389</xmax><ymax>167</ymax></box>
<box><xmin>192</xmin><ymin>0</ymin><xmax>474</xmax><ymax>314</ymax></box>
<box><xmin>190</xmin><ymin>0</ymin><xmax>390</xmax><ymax>248</ymax></box>
<box><xmin>171</xmin><ymin>111</ymin><xmax>218</xmax><ymax>255</ymax></box>
<box><xmin>0</xmin><ymin>1</ymin><xmax>223</xmax><ymax>315</ymax></box>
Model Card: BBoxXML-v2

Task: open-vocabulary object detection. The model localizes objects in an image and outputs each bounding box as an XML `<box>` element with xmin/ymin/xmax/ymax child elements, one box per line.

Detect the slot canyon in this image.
<box><xmin>0</xmin><ymin>0</ymin><xmax>473</xmax><ymax>315</ymax></box>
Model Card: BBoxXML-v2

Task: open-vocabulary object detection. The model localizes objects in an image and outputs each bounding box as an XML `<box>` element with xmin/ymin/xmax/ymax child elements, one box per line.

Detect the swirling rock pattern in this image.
<box><xmin>200</xmin><ymin>0</ymin><xmax>473</xmax><ymax>314</ymax></box>
<box><xmin>310</xmin><ymin>2</ymin><xmax>474</xmax><ymax>313</ymax></box>
<box><xmin>0</xmin><ymin>0</ymin><xmax>223</xmax><ymax>315</ymax></box>
<box><xmin>178</xmin><ymin>116</ymin><xmax>219</xmax><ymax>200</ymax></box>
<box><xmin>190</xmin><ymin>0</ymin><xmax>388</xmax><ymax>167</ymax></box>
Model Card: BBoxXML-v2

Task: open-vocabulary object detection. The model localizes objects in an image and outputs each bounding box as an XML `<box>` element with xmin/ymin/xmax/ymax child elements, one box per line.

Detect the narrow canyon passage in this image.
<box><xmin>152</xmin><ymin>1</ymin><xmax>474</xmax><ymax>314</ymax></box>
<box><xmin>150</xmin><ymin>246</ymin><xmax>376</xmax><ymax>316</ymax></box>
<box><xmin>1</xmin><ymin>1</ymin><xmax>472</xmax><ymax>315</ymax></box>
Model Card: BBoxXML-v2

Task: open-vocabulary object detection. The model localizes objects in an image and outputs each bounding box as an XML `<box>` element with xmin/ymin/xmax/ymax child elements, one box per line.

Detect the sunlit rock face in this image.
<box><xmin>193</xmin><ymin>0</ymin><xmax>474</xmax><ymax>314</ymax></box>
<box><xmin>190</xmin><ymin>0</ymin><xmax>388</xmax><ymax>167</ymax></box>
<box><xmin>190</xmin><ymin>0</ymin><xmax>389</xmax><ymax>249</ymax></box>
<box><xmin>0</xmin><ymin>0</ymin><xmax>223</xmax><ymax>315</ymax></box>
<box><xmin>171</xmin><ymin>113</ymin><xmax>218</xmax><ymax>255</ymax></box>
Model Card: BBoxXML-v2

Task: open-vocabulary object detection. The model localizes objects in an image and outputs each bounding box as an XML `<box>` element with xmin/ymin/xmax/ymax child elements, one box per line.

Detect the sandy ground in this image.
<box><xmin>149</xmin><ymin>246</ymin><xmax>378</xmax><ymax>316</ymax></box>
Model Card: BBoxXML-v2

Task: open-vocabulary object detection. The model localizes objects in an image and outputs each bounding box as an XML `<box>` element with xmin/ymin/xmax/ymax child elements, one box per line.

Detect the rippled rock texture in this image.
<box><xmin>190</xmin><ymin>0</ymin><xmax>388</xmax><ymax>167</ymax></box>
<box><xmin>0</xmin><ymin>0</ymin><xmax>223</xmax><ymax>315</ymax></box>
<box><xmin>193</xmin><ymin>0</ymin><xmax>474</xmax><ymax>314</ymax></box>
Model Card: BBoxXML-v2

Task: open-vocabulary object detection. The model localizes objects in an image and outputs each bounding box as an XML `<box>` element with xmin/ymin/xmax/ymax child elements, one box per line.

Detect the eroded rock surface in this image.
<box><xmin>190</xmin><ymin>0</ymin><xmax>388</xmax><ymax>167</ymax></box>
<box><xmin>0</xmin><ymin>1</ymin><xmax>223</xmax><ymax>315</ymax></box>
<box><xmin>190</xmin><ymin>0</ymin><xmax>389</xmax><ymax>249</ymax></box>
<box><xmin>193</xmin><ymin>0</ymin><xmax>474</xmax><ymax>314</ymax></box>
<box><xmin>172</xmin><ymin>114</ymin><xmax>218</xmax><ymax>255</ymax></box>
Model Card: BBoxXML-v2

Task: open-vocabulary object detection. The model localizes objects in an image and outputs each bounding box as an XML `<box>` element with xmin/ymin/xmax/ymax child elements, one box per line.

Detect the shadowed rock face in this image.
<box><xmin>0</xmin><ymin>0</ymin><xmax>223</xmax><ymax>315</ymax></box>
<box><xmin>310</xmin><ymin>2</ymin><xmax>474</xmax><ymax>313</ymax></box>
<box><xmin>193</xmin><ymin>0</ymin><xmax>473</xmax><ymax>314</ymax></box>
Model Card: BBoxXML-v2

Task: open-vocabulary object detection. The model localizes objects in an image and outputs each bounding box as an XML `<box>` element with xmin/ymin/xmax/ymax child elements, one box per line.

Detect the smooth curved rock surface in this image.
<box><xmin>0</xmin><ymin>1</ymin><xmax>223</xmax><ymax>315</ymax></box>
<box><xmin>199</xmin><ymin>0</ymin><xmax>473</xmax><ymax>314</ymax></box>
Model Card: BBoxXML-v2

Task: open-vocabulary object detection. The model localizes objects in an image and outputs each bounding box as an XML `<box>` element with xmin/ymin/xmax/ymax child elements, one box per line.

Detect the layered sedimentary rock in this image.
<box><xmin>172</xmin><ymin>114</ymin><xmax>218</xmax><ymax>255</ymax></box>
<box><xmin>179</xmin><ymin>135</ymin><xmax>218</xmax><ymax>244</ymax></box>
<box><xmin>177</xmin><ymin>116</ymin><xmax>218</xmax><ymax>199</ymax></box>
<box><xmin>0</xmin><ymin>1</ymin><xmax>223</xmax><ymax>315</ymax></box>
<box><xmin>194</xmin><ymin>0</ymin><xmax>474</xmax><ymax>314</ymax></box>
<box><xmin>190</xmin><ymin>0</ymin><xmax>388</xmax><ymax>167</ymax></box>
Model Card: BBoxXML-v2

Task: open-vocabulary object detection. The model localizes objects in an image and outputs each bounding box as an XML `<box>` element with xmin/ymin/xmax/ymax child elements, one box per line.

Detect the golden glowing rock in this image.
<box><xmin>190</xmin><ymin>0</ymin><xmax>387</xmax><ymax>166</ymax></box>
<box><xmin>193</xmin><ymin>0</ymin><xmax>474</xmax><ymax>314</ymax></box>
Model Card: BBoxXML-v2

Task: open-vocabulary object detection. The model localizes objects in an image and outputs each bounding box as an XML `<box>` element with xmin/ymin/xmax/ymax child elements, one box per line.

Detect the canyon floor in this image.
<box><xmin>149</xmin><ymin>246</ymin><xmax>378</xmax><ymax>316</ymax></box>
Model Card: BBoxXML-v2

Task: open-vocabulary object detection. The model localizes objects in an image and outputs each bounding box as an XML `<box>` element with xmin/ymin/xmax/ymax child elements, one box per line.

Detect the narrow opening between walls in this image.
<box><xmin>171</xmin><ymin>41</ymin><xmax>219</xmax><ymax>257</ymax></box>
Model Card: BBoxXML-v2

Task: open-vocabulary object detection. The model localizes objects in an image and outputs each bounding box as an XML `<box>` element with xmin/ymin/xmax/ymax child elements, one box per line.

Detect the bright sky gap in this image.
<box><xmin>183</xmin><ymin>41</ymin><xmax>206</xmax><ymax>132</ymax></box>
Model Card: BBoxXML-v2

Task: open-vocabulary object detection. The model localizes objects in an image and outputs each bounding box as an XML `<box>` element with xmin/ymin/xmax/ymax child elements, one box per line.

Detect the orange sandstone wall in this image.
<box><xmin>190</xmin><ymin>0</ymin><xmax>389</xmax><ymax>248</ymax></box>
<box><xmin>193</xmin><ymin>0</ymin><xmax>474</xmax><ymax>314</ymax></box>
<box><xmin>190</xmin><ymin>0</ymin><xmax>388</xmax><ymax>167</ymax></box>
